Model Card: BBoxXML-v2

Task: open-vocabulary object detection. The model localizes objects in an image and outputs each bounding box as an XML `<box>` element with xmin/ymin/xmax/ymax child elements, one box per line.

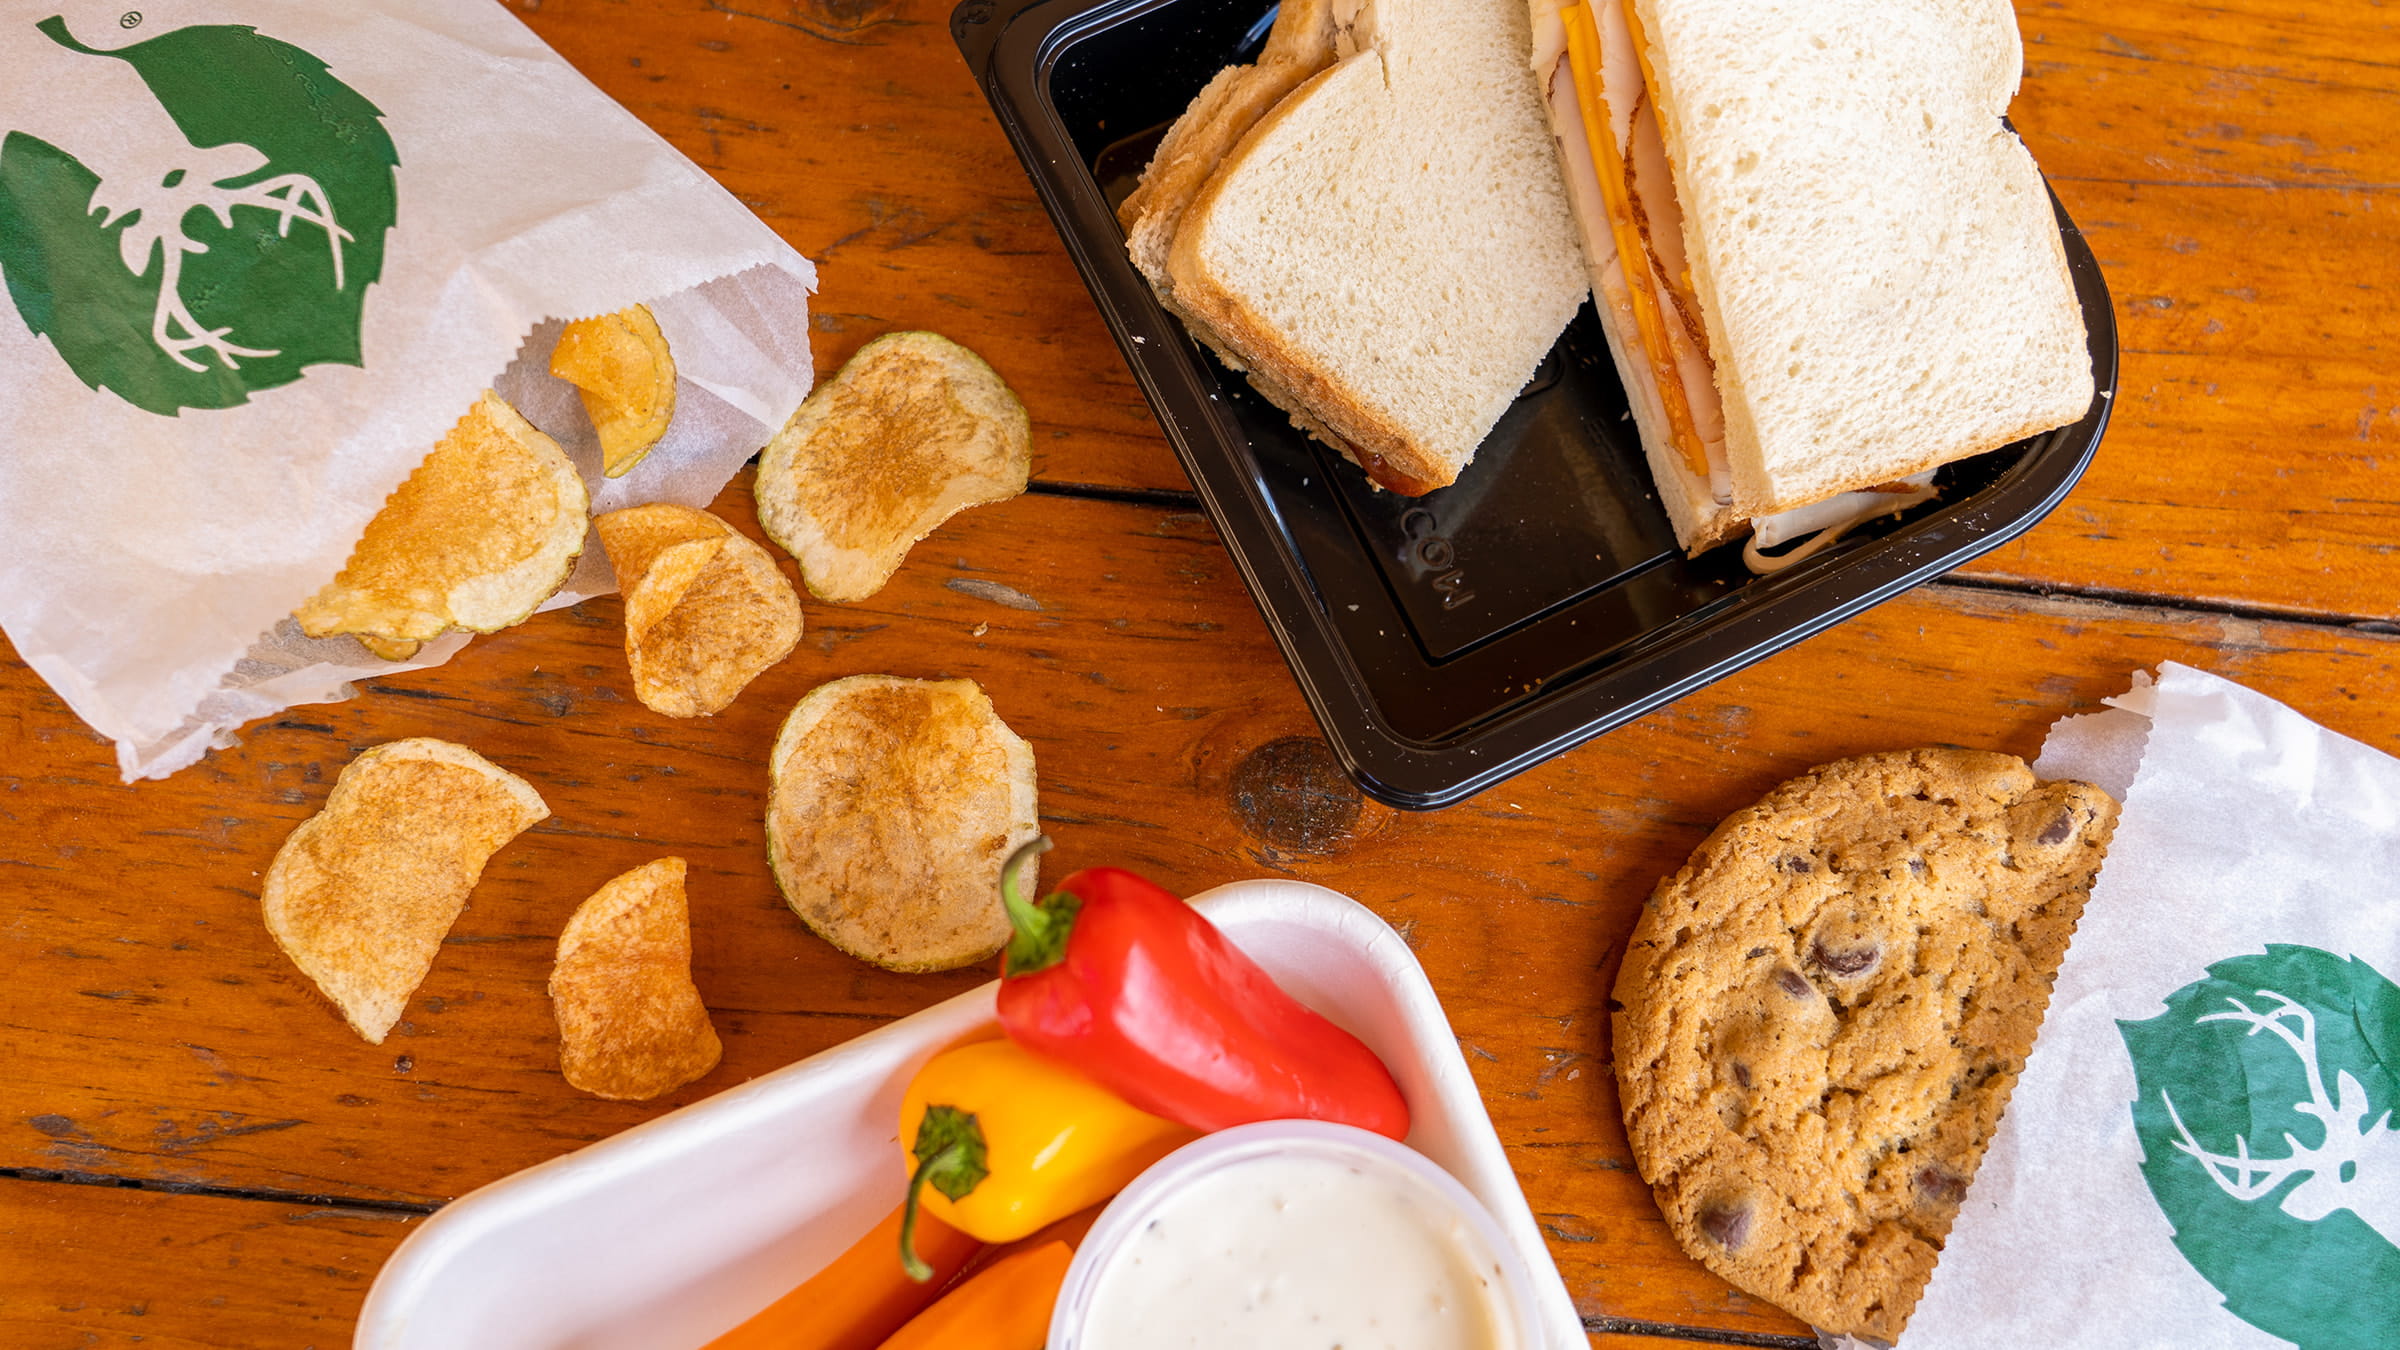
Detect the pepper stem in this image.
<box><xmin>999</xmin><ymin>835</ymin><xmax>1083</xmax><ymax>977</ymax></box>
<box><xmin>899</xmin><ymin>1105</ymin><xmax>990</xmax><ymax>1282</ymax></box>
<box><xmin>897</xmin><ymin>1142</ymin><xmax>956</xmax><ymax>1282</ymax></box>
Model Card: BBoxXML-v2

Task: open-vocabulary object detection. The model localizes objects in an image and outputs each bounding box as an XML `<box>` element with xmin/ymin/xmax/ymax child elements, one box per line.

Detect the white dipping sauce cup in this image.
<box><xmin>1050</xmin><ymin>1120</ymin><xmax>1543</xmax><ymax>1350</ymax></box>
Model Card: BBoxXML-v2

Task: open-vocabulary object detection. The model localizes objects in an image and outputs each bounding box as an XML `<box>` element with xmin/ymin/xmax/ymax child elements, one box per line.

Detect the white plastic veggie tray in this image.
<box><xmin>354</xmin><ymin>880</ymin><xmax>1585</xmax><ymax>1349</ymax></box>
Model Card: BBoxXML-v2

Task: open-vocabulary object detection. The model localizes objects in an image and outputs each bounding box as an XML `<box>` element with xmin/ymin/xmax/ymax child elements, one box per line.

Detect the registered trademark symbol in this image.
<box><xmin>119</xmin><ymin>10</ymin><xmax>141</xmax><ymax>28</ymax></box>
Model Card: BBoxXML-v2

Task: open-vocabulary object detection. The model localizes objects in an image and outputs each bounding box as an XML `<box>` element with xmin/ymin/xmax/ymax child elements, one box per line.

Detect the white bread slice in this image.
<box><xmin>1116</xmin><ymin>0</ymin><xmax>1360</xmax><ymax>458</ymax></box>
<box><xmin>1635</xmin><ymin>0</ymin><xmax>2092</xmax><ymax>516</ymax></box>
<box><xmin>1167</xmin><ymin>0</ymin><xmax>1590</xmax><ymax>495</ymax></box>
<box><xmin>1529</xmin><ymin>0</ymin><xmax>1742</xmax><ymax>553</ymax></box>
<box><xmin>1119</xmin><ymin>0</ymin><xmax>1338</xmax><ymax>297</ymax></box>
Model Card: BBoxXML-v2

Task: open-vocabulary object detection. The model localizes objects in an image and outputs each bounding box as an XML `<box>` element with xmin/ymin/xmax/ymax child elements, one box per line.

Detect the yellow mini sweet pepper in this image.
<box><xmin>896</xmin><ymin>1037</ymin><xmax>1193</xmax><ymax>1278</ymax></box>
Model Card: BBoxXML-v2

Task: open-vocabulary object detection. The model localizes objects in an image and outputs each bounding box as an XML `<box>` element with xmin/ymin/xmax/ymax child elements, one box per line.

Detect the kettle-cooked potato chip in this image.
<box><xmin>766</xmin><ymin>675</ymin><xmax>1039</xmax><ymax>971</ymax></box>
<box><xmin>551</xmin><ymin>304</ymin><xmax>677</xmax><ymax>478</ymax></box>
<box><xmin>550</xmin><ymin>857</ymin><xmax>722</xmax><ymax>1101</ymax></box>
<box><xmin>294</xmin><ymin>391</ymin><xmax>589</xmax><ymax>646</ymax></box>
<box><xmin>590</xmin><ymin>499</ymin><xmax>728</xmax><ymax>582</ymax></box>
<box><xmin>357</xmin><ymin>634</ymin><xmax>422</xmax><ymax>663</ymax></box>
<box><xmin>755</xmin><ymin>332</ymin><xmax>1031</xmax><ymax>603</ymax></box>
<box><xmin>593</xmin><ymin>504</ymin><xmax>803</xmax><ymax>718</ymax></box>
<box><xmin>260</xmin><ymin>738</ymin><xmax>549</xmax><ymax>1044</ymax></box>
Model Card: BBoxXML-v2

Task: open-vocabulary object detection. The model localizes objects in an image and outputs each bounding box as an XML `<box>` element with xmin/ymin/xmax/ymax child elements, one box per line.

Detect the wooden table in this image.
<box><xmin>4</xmin><ymin>1</ymin><xmax>2395</xmax><ymax>1345</ymax></box>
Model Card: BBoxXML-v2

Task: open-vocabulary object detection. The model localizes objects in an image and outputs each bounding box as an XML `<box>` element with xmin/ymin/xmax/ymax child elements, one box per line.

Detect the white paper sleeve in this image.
<box><xmin>0</xmin><ymin>0</ymin><xmax>818</xmax><ymax>778</ymax></box>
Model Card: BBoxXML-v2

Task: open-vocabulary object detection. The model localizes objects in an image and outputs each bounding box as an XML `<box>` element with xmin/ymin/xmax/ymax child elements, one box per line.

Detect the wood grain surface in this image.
<box><xmin>0</xmin><ymin>1179</ymin><xmax>413</xmax><ymax>1350</ymax></box>
<box><xmin>3</xmin><ymin>0</ymin><xmax>2396</xmax><ymax>1346</ymax></box>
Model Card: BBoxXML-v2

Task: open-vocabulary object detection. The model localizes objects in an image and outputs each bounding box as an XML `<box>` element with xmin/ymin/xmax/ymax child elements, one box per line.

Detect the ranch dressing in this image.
<box><xmin>1076</xmin><ymin>1151</ymin><xmax>1510</xmax><ymax>1350</ymax></box>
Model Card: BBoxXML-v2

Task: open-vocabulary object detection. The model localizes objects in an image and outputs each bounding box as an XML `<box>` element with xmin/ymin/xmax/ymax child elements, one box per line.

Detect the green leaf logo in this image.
<box><xmin>2120</xmin><ymin>945</ymin><xmax>2400</xmax><ymax>1349</ymax></box>
<box><xmin>0</xmin><ymin>15</ymin><xmax>398</xmax><ymax>415</ymax></box>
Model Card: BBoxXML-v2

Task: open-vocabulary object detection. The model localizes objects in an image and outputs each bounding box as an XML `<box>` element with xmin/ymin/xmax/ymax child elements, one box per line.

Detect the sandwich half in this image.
<box><xmin>1528</xmin><ymin>0</ymin><xmax>2093</xmax><ymax>555</ymax></box>
<box><xmin>1163</xmin><ymin>0</ymin><xmax>1591</xmax><ymax>494</ymax></box>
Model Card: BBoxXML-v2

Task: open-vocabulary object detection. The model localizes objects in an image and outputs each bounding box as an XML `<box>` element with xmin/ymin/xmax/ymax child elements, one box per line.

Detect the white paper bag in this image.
<box><xmin>0</xmin><ymin>1</ymin><xmax>817</xmax><ymax>779</ymax></box>
<box><xmin>1896</xmin><ymin>663</ymin><xmax>2400</xmax><ymax>1349</ymax></box>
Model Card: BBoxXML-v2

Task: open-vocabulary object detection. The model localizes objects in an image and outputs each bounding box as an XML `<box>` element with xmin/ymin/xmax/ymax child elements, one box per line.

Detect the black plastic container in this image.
<box><xmin>953</xmin><ymin>0</ymin><xmax>2118</xmax><ymax>809</ymax></box>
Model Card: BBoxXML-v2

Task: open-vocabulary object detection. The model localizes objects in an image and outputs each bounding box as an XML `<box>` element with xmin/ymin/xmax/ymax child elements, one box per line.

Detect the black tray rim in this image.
<box><xmin>953</xmin><ymin>0</ymin><xmax>2120</xmax><ymax>809</ymax></box>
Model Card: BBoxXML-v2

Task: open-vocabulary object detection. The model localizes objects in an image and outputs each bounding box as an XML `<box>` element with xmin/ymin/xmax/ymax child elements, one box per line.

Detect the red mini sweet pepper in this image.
<box><xmin>991</xmin><ymin>837</ymin><xmax>1411</xmax><ymax>1140</ymax></box>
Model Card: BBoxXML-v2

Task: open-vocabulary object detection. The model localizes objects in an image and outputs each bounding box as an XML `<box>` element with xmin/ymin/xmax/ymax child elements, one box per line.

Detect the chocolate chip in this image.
<box><xmin>1775</xmin><ymin>968</ymin><xmax>1813</xmax><ymax>999</ymax></box>
<box><xmin>1917</xmin><ymin>1164</ymin><xmax>1967</xmax><ymax>1204</ymax></box>
<box><xmin>1745</xmin><ymin>945</ymin><xmax>1771</xmax><ymax>960</ymax></box>
<box><xmin>1777</xmin><ymin>854</ymin><xmax>1814</xmax><ymax>874</ymax></box>
<box><xmin>1909</xmin><ymin>856</ymin><xmax>1927</xmax><ymax>877</ymax></box>
<box><xmin>1810</xmin><ymin>938</ymin><xmax>1880</xmax><ymax>978</ymax></box>
<box><xmin>2036</xmin><ymin>811</ymin><xmax>2076</xmax><ymax>846</ymax></box>
<box><xmin>1699</xmin><ymin>1201</ymin><xmax>1754</xmax><ymax>1251</ymax></box>
<box><xmin>1731</xmin><ymin>1061</ymin><xmax>1752</xmax><ymax>1090</ymax></box>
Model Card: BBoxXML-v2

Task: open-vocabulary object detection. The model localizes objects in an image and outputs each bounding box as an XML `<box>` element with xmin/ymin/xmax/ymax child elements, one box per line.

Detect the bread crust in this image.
<box><xmin>1119</xmin><ymin>0</ymin><xmax>1337</xmax><ymax>292</ymax></box>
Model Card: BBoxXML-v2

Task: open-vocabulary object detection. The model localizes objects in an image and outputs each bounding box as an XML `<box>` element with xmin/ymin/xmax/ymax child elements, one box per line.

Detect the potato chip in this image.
<box><xmin>766</xmin><ymin>675</ymin><xmax>1039</xmax><ymax>971</ymax></box>
<box><xmin>294</xmin><ymin>391</ymin><xmax>590</xmax><ymax>645</ymax></box>
<box><xmin>593</xmin><ymin>504</ymin><xmax>803</xmax><ymax>718</ymax></box>
<box><xmin>590</xmin><ymin>499</ymin><xmax>727</xmax><ymax>583</ymax></box>
<box><xmin>550</xmin><ymin>857</ymin><xmax>722</xmax><ymax>1101</ymax></box>
<box><xmin>357</xmin><ymin>634</ymin><xmax>422</xmax><ymax>662</ymax></box>
<box><xmin>755</xmin><ymin>332</ymin><xmax>1031</xmax><ymax>603</ymax></box>
<box><xmin>260</xmin><ymin>738</ymin><xmax>549</xmax><ymax>1044</ymax></box>
<box><xmin>551</xmin><ymin>304</ymin><xmax>677</xmax><ymax>478</ymax></box>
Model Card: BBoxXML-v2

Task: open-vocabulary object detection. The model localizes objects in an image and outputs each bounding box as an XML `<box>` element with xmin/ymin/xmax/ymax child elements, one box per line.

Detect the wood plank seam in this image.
<box><xmin>1024</xmin><ymin>480</ymin><xmax>2399</xmax><ymax>634</ymax></box>
<box><xmin>1026</xmin><ymin>479</ymin><xmax>1209</xmax><ymax>510</ymax></box>
<box><xmin>2046</xmin><ymin>176</ymin><xmax>2400</xmax><ymax>191</ymax></box>
<box><xmin>0</xmin><ymin>1170</ymin><xmax>1822</xmax><ymax>1347</ymax></box>
<box><xmin>0</xmin><ymin>1166</ymin><xmax>439</xmax><ymax>1218</ymax></box>
<box><xmin>1935</xmin><ymin>572</ymin><xmax>2400</xmax><ymax>633</ymax></box>
<box><xmin>1581</xmin><ymin>1315</ymin><xmax>1818</xmax><ymax>1347</ymax></box>
<box><xmin>0</xmin><ymin>1166</ymin><xmax>1824</xmax><ymax>1349</ymax></box>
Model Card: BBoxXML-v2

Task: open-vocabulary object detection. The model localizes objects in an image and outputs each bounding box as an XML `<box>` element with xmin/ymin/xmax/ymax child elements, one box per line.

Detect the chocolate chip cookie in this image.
<box><xmin>1612</xmin><ymin>749</ymin><xmax>2115</xmax><ymax>1343</ymax></box>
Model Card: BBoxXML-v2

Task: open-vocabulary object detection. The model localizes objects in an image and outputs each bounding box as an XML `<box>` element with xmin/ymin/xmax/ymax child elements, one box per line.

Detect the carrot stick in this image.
<box><xmin>873</xmin><ymin>1240</ymin><xmax>1073</xmax><ymax>1350</ymax></box>
<box><xmin>704</xmin><ymin>1202</ymin><xmax>980</xmax><ymax>1350</ymax></box>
